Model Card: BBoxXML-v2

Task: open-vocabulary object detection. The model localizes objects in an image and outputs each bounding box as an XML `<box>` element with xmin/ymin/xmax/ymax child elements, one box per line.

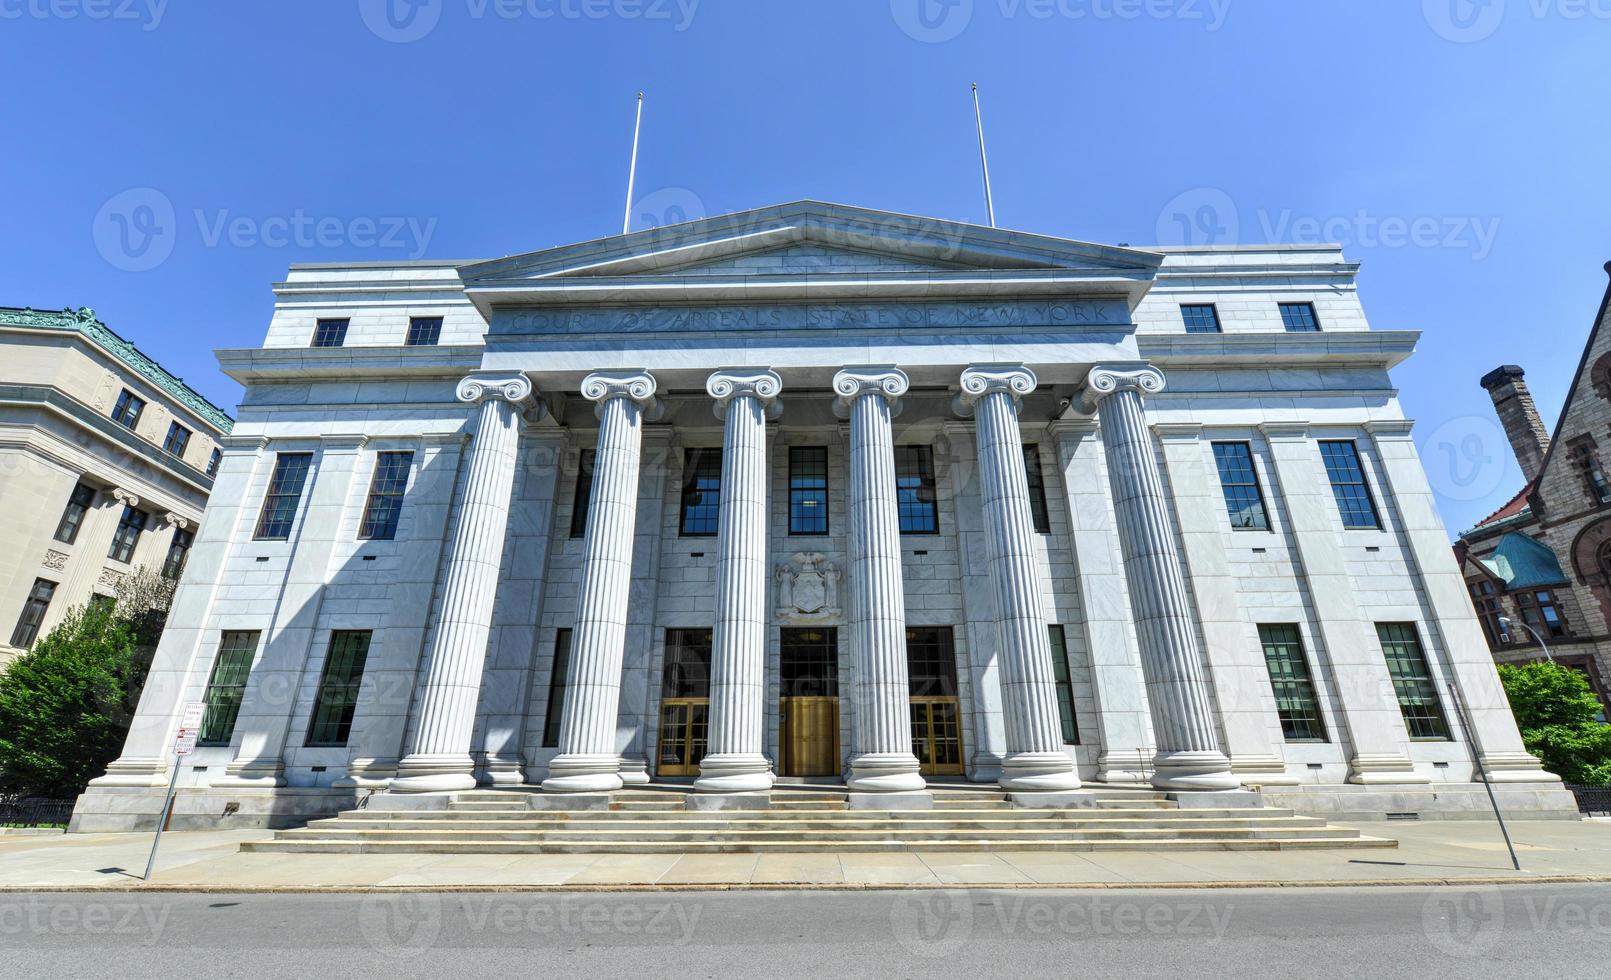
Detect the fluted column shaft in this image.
<box><xmin>834</xmin><ymin>368</ymin><xmax>925</xmax><ymax>794</ymax></box>
<box><xmin>959</xmin><ymin>366</ymin><xmax>1081</xmax><ymax>792</ymax></box>
<box><xmin>394</xmin><ymin>375</ymin><xmax>541</xmax><ymax>793</ymax></box>
<box><xmin>1082</xmin><ymin>364</ymin><xmax>1238</xmax><ymax>792</ymax></box>
<box><xmin>544</xmin><ymin>372</ymin><xmax>661</xmax><ymax>794</ymax></box>
<box><xmin>696</xmin><ymin>370</ymin><xmax>783</xmax><ymax>793</ymax></box>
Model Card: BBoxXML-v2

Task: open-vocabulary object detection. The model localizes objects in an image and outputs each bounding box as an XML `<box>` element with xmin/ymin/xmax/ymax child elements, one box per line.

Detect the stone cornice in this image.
<box><xmin>215</xmin><ymin>345</ymin><xmax>485</xmax><ymax>385</ymax></box>
<box><xmin>1136</xmin><ymin>330</ymin><xmax>1420</xmax><ymax>370</ymax></box>
<box><xmin>1154</xmin><ymin>423</ymin><xmax>1205</xmax><ymax>442</ymax></box>
<box><xmin>707</xmin><ymin>369</ymin><xmax>784</xmax><ymax>421</ymax></box>
<box><xmin>1362</xmin><ymin>419</ymin><xmax>1416</xmax><ymax>439</ymax></box>
<box><xmin>955</xmin><ymin>365</ymin><xmax>1037</xmax><ymax>418</ymax></box>
<box><xmin>832</xmin><ymin>367</ymin><xmax>910</xmax><ymax>420</ymax></box>
<box><xmin>0</xmin><ymin>384</ymin><xmax>216</xmax><ymax>492</ymax></box>
<box><xmin>1258</xmin><ymin>422</ymin><xmax>1312</xmax><ymax>442</ymax></box>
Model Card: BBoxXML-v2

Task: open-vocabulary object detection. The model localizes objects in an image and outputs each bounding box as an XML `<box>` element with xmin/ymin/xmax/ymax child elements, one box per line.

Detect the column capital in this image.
<box><xmin>580</xmin><ymin>370</ymin><xmax>663</xmax><ymax>421</ymax></box>
<box><xmin>456</xmin><ymin>373</ymin><xmax>547</xmax><ymax>422</ymax></box>
<box><xmin>955</xmin><ymin>364</ymin><xmax>1037</xmax><ymax>417</ymax></box>
<box><xmin>112</xmin><ymin>487</ymin><xmax>140</xmax><ymax>509</ymax></box>
<box><xmin>162</xmin><ymin>512</ymin><xmax>189</xmax><ymax>531</ymax></box>
<box><xmin>832</xmin><ymin>366</ymin><xmax>910</xmax><ymax>419</ymax></box>
<box><xmin>1077</xmin><ymin>363</ymin><xmax>1166</xmax><ymax>414</ymax></box>
<box><xmin>706</xmin><ymin>368</ymin><xmax>784</xmax><ymax>421</ymax></box>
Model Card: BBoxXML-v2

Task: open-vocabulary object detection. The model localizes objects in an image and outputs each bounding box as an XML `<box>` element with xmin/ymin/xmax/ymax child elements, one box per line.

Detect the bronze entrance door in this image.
<box><xmin>779</xmin><ymin>627</ymin><xmax>840</xmax><ymax>777</ymax></box>
<box><xmin>907</xmin><ymin>626</ymin><xmax>965</xmax><ymax>776</ymax></box>
<box><xmin>655</xmin><ymin>628</ymin><xmax>711</xmax><ymax>777</ymax></box>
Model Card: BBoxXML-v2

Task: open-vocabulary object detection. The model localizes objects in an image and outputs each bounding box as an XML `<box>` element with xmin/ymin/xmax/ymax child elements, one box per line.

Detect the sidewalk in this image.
<box><xmin>1</xmin><ymin>821</ymin><xmax>1607</xmax><ymax>891</ymax></box>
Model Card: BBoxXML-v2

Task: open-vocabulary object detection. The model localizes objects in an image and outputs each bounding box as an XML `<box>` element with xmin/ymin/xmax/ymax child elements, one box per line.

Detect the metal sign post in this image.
<box><xmin>1447</xmin><ymin>682</ymin><xmax>1521</xmax><ymax>871</ymax></box>
<box><xmin>143</xmin><ymin>701</ymin><xmax>204</xmax><ymax>881</ymax></box>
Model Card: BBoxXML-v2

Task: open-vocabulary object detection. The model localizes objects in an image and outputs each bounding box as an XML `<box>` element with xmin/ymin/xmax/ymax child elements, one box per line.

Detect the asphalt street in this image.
<box><xmin>2</xmin><ymin>884</ymin><xmax>1608</xmax><ymax>978</ymax></box>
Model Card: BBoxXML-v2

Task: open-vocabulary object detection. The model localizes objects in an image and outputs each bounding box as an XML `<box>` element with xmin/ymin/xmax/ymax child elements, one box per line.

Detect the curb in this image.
<box><xmin>3</xmin><ymin>875</ymin><xmax>1609</xmax><ymax>894</ymax></box>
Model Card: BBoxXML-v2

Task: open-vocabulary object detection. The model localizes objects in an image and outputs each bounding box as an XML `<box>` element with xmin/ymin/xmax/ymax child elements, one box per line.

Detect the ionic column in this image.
<box><xmin>1080</xmin><ymin>364</ymin><xmax>1239</xmax><ymax>792</ymax></box>
<box><xmin>957</xmin><ymin>366</ymin><xmax>1081</xmax><ymax>793</ymax></box>
<box><xmin>695</xmin><ymin>370</ymin><xmax>783</xmax><ymax>794</ymax></box>
<box><xmin>543</xmin><ymin>371</ymin><xmax>662</xmax><ymax>794</ymax></box>
<box><xmin>394</xmin><ymin>375</ymin><xmax>543</xmax><ymax>792</ymax></box>
<box><xmin>832</xmin><ymin>367</ymin><xmax>925</xmax><ymax>795</ymax></box>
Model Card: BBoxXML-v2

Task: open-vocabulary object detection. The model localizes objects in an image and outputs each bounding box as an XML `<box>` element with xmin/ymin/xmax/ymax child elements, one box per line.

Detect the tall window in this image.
<box><xmin>163</xmin><ymin>422</ymin><xmax>191</xmax><ymax>458</ymax></box>
<box><xmin>1279</xmin><ymin>302</ymin><xmax>1321</xmax><ymax>332</ymax></box>
<box><xmin>1320</xmin><ymin>440</ymin><xmax>1382</xmax><ymax>530</ymax></box>
<box><xmin>1212</xmin><ymin>442</ymin><xmax>1270</xmax><ymax>530</ymax></box>
<box><xmin>679</xmin><ymin>449</ymin><xmax>722</xmax><ymax>536</ymax></box>
<box><xmin>358</xmin><ymin>451</ymin><xmax>413</xmax><ymax>540</ymax></box>
<box><xmin>205</xmin><ymin>448</ymin><xmax>223</xmax><ymax>478</ymax></box>
<box><xmin>780</xmin><ymin>627</ymin><xmax>839</xmax><ymax>698</ymax></box>
<box><xmin>406</xmin><ymin>316</ymin><xmax>443</xmax><ymax>347</ymax></box>
<box><xmin>1468</xmin><ymin>579</ymin><xmax>1507</xmax><ymax>646</ymax></box>
<box><xmin>9</xmin><ymin>579</ymin><xmax>56</xmax><ymax>648</ymax></box>
<box><xmin>198</xmin><ymin>631</ymin><xmax>258</xmax><ymax>745</ymax></box>
<box><xmin>254</xmin><ymin>453</ymin><xmax>313</xmax><ymax>540</ymax></box>
<box><xmin>305</xmin><ymin>631</ymin><xmax>372</xmax><ymax>746</ymax></box>
<box><xmin>662</xmin><ymin>628</ymin><xmax>714</xmax><ymax>699</ymax></box>
<box><xmin>1378</xmin><ymin>623</ymin><xmax>1451</xmax><ymax>740</ymax></box>
<box><xmin>788</xmin><ymin>446</ymin><xmax>829</xmax><ymax>535</ymax></box>
<box><xmin>53</xmin><ymin>483</ymin><xmax>97</xmax><ymax>544</ymax></box>
<box><xmin>894</xmin><ymin>446</ymin><xmax>939</xmax><ymax>534</ymax></box>
<box><xmin>569</xmin><ymin>449</ymin><xmax>596</xmax><ymax>538</ymax></box>
<box><xmin>1180</xmin><ymin>304</ymin><xmax>1222</xmax><ymax>333</ymax></box>
<box><xmin>1048</xmin><ymin>625</ymin><xmax>1079</xmax><ymax>744</ymax></box>
<box><xmin>1258</xmin><ymin>625</ymin><xmax>1327</xmax><ymax>742</ymax></box>
<box><xmin>905</xmin><ymin>626</ymin><xmax>959</xmax><ymax>697</ymax></box>
<box><xmin>310</xmin><ymin>318</ymin><xmax>349</xmax><ymax>348</ymax></box>
<box><xmin>1023</xmin><ymin>444</ymin><xmax>1051</xmax><ymax>533</ymax></box>
<box><xmin>107</xmin><ymin>505</ymin><xmax>146</xmax><ymax>563</ymax></box>
<box><xmin>1567</xmin><ymin>438</ymin><xmax>1611</xmax><ymax>505</ymax></box>
<box><xmin>111</xmin><ymin>389</ymin><xmax>144</xmax><ymax>429</ymax></box>
<box><xmin>542</xmin><ymin>629</ymin><xmax>572</xmax><ymax>748</ymax></box>
<box><xmin>1515</xmin><ymin>589</ymin><xmax>1569</xmax><ymax>639</ymax></box>
<box><xmin>162</xmin><ymin>527</ymin><xmax>194</xmax><ymax>580</ymax></box>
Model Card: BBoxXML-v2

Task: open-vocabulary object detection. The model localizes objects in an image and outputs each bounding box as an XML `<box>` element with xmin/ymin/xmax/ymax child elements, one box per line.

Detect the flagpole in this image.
<box><xmin>622</xmin><ymin>92</ymin><xmax>645</xmax><ymax>235</ymax></box>
<box><xmin>972</xmin><ymin>83</ymin><xmax>997</xmax><ymax>228</ymax></box>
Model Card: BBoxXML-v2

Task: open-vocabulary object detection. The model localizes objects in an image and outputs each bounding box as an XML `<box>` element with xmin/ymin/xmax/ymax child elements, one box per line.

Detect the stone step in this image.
<box><xmin>304</xmin><ymin>816</ymin><xmax>1328</xmax><ymax>834</ymax></box>
<box><xmin>350</xmin><ymin>806</ymin><xmax>1297</xmax><ymax>823</ymax></box>
<box><xmin>242</xmin><ymin>836</ymin><xmax>1396</xmax><ymax>855</ymax></box>
<box><xmin>268</xmin><ymin>824</ymin><xmax>1363</xmax><ymax>843</ymax></box>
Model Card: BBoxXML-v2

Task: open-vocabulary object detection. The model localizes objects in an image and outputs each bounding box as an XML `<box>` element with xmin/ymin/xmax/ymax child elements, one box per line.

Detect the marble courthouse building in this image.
<box><xmin>72</xmin><ymin>202</ymin><xmax>1573</xmax><ymax>830</ymax></box>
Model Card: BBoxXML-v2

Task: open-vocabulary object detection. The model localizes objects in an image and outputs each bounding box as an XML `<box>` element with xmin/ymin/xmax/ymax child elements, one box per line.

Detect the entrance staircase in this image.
<box><xmin>242</xmin><ymin>784</ymin><xmax>1394</xmax><ymax>854</ymax></box>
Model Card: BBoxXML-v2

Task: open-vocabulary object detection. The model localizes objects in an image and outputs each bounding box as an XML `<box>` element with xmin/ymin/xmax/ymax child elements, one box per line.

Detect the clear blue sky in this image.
<box><xmin>4</xmin><ymin>1</ymin><xmax>1608</xmax><ymax>535</ymax></box>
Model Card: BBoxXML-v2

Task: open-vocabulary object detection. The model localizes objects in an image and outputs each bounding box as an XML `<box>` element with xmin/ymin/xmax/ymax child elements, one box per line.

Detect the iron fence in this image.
<box><xmin>1566</xmin><ymin>784</ymin><xmax>1611</xmax><ymax>817</ymax></box>
<box><xmin>0</xmin><ymin>797</ymin><xmax>75</xmax><ymax>826</ymax></box>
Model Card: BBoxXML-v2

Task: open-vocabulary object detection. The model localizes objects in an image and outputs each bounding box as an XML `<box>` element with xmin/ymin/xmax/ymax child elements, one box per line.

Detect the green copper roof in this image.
<box><xmin>1478</xmin><ymin>531</ymin><xmax>1569</xmax><ymax>590</ymax></box>
<box><xmin>0</xmin><ymin>306</ymin><xmax>233</xmax><ymax>433</ymax></box>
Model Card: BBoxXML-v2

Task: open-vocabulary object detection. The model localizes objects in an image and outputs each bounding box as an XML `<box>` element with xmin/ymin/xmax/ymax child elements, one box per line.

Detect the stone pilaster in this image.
<box><xmin>543</xmin><ymin>371</ymin><xmax>662</xmax><ymax>794</ymax></box>
<box><xmin>1080</xmin><ymin>364</ymin><xmax>1238</xmax><ymax>792</ymax></box>
<box><xmin>393</xmin><ymin>375</ymin><xmax>543</xmax><ymax>792</ymax></box>
<box><xmin>696</xmin><ymin>370</ymin><xmax>783</xmax><ymax>794</ymax></box>
<box><xmin>833</xmin><ymin>367</ymin><xmax>926</xmax><ymax>796</ymax></box>
<box><xmin>957</xmin><ymin>366</ymin><xmax>1081</xmax><ymax>793</ymax></box>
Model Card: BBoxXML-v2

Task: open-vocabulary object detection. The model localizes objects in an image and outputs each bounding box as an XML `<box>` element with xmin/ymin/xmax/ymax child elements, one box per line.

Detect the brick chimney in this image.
<box><xmin>1480</xmin><ymin>365</ymin><xmax>1551</xmax><ymax>482</ymax></box>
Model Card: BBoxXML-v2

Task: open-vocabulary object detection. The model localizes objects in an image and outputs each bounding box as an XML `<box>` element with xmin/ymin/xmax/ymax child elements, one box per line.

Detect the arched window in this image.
<box><xmin>1596</xmin><ymin>538</ymin><xmax>1611</xmax><ymax>586</ymax></box>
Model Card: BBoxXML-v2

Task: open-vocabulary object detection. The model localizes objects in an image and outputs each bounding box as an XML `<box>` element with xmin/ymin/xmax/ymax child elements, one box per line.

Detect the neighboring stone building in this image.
<box><xmin>71</xmin><ymin>202</ymin><xmax>1571</xmax><ymax>833</ymax></box>
<box><xmin>0</xmin><ymin>307</ymin><xmax>233</xmax><ymax>667</ymax></box>
<box><xmin>1456</xmin><ymin>266</ymin><xmax>1611</xmax><ymax>713</ymax></box>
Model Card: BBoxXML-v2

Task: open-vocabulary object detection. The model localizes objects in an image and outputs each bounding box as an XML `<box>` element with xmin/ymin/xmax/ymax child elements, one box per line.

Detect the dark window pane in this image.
<box><xmin>162</xmin><ymin>527</ymin><xmax>194</xmax><ymax>580</ymax></box>
<box><xmin>9</xmin><ymin>578</ymin><xmax>56</xmax><ymax>648</ymax></box>
<box><xmin>789</xmin><ymin>446</ymin><xmax>830</xmax><ymax>535</ymax></box>
<box><xmin>54</xmin><ymin>483</ymin><xmax>97</xmax><ymax>545</ymax></box>
<box><xmin>570</xmin><ymin>449</ymin><xmax>596</xmax><ymax>539</ymax></box>
<box><xmin>1279</xmin><ymin>302</ymin><xmax>1320</xmax><ymax>332</ymax></box>
<box><xmin>107</xmin><ymin>505</ymin><xmax>147</xmax><ymax>563</ymax></box>
<box><xmin>1048</xmin><ymin>625</ymin><xmax>1079</xmax><ymax>744</ymax></box>
<box><xmin>406</xmin><ymin>316</ymin><xmax>443</xmax><ymax>347</ymax></box>
<box><xmin>311</xmin><ymin>319</ymin><xmax>349</xmax><ymax>348</ymax></box>
<box><xmin>906</xmin><ymin>626</ymin><xmax>958</xmax><ymax>698</ymax></box>
<box><xmin>198</xmin><ymin>631</ymin><xmax>258</xmax><ymax>745</ymax></box>
<box><xmin>1320</xmin><ymin>441</ymin><xmax>1382</xmax><ymax>530</ymax></box>
<box><xmin>254</xmin><ymin>453</ymin><xmax>313</xmax><ymax>540</ymax></box>
<box><xmin>111</xmin><ymin>389</ymin><xmax>144</xmax><ymax>429</ymax></box>
<box><xmin>358</xmin><ymin>451</ymin><xmax>413</xmax><ymax>540</ymax></box>
<box><xmin>1258</xmin><ymin>624</ymin><xmax>1328</xmax><ymax>741</ymax></box>
<box><xmin>1377</xmin><ymin>623</ymin><xmax>1451</xmax><ymax>740</ymax></box>
<box><xmin>1212</xmin><ymin>442</ymin><xmax>1270</xmax><ymax>530</ymax></box>
<box><xmin>679</xmin><ymin>449</ymin><xmax>722</xmax><ymax>537</ymax></box>
<box><xmin>895</xmin><ymin>446</ymin><xmax>939</xmax><ymax>534</ymax></box>
<box><xmin>206</xmin><ymin>448</ymin><xmax>222</xmax><ymax>477</ymax></box>
<box><xmin>163</xmin><ymin>422</ymin><xmax>191</xmax><ymax>458</ymax></box>
<box><xmin>543</xmin><ymin>629</ymin><xmax>572</xmax><ymax>748</ymax></box>
<box><xmin>1023</xmin><ymin>444</ymin><xmax>1051</xmax><ymax>533</ymax></box>
<box><xmin>662</xmin><ymin>628</ymin><xmax>713</xmax><ymax>699</ymax></box>
<box><xmin>781</xmin><ymin>627</ymin><xmax>839</xmax><ymax>697</ymax></box>
<box><xmin>1181</xmin><ymin>304</ymin><xmax>1222</xmax><ymax>333</ymax></box>
<box><xmin>305</xmin><ymin>631</ymin><xmax>371</xmax><ymax>746</ymax></box>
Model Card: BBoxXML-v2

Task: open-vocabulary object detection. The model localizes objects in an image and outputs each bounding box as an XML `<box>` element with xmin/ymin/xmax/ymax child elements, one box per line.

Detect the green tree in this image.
<box><xmin>1497</xmin><ymin>661</ymin><xmax>1611</xmax><ymax>786</ymax></box>
<box><xmin>0</xmin><ymin>568</ymin><xmax>172</xmax><ymax>798</ymax></box>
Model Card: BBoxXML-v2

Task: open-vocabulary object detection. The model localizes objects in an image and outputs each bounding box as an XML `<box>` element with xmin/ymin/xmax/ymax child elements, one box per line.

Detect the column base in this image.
<box><xmin>332</xmin><ymin>758</ymin><xmax>397</xmax><ymax>790</ymax></box>
<box><xmin>618</xmin><ymin>757</ymin><xmax>652</xmax><ymax>785</ymax></box>
<box><xmin>1348</xmin><ymin>753</ymin><xmax>1432</xmax><ymax>785</ymax></box>
<box><xmin>1095</xmin><ymin>749</ymin><xmax>1153</xmax><ymax>785</ymax></box>
<box><xmin>212</xmin><ymin>758</ymin><xmax>287</xmax><ymax>788</ymax></box>
<box><xmin>999</xmin><ymin>751</ymin><xmax>1082</xmax><ymax>792</ymax></box>
<box><xmin>542</xmin><ymin>753</ymin><xmax>624</xmax><ymax>793</ymax></box>
<box><xmin>392</xmin><ymin>753</ymin><xmax>478</xmax><ymax>793</ymax></box>
<box><xmin>847</xmin><ymin>791</ymin><xmax>934</xmax><ymax>811</ymax></box>
<box><xmin>694</xmin><ymin>753</ymin><xmax>775</xmax><ymax>793</ymax></box>
<box><xmin>847</xmin><ymin>752</ymin><xmax>926</xmax><ymax>793</ymax></box>
<box><xmin>1231</xmin><ymin>754</ymin><xmax>1303</xmax><ymax>787</ymax></box>
<box><xmin>1480</xmin><ymin>751</ymin><xmax>1563</xmax><ymax>783</ymax></box>
<box><xmin>87</xmin><ymin>758</ymin><xmax>171</xmax><ymax>788</ymax></box>
<box><xmin>484</xmin><ymin>755</ymin><xmax>528</xmax><ymax>787</ymax></box>
<box><xmin>1150</xmin><ymin>750</ymin><xmax>1240</xmax><ymax>792</ymax></box>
